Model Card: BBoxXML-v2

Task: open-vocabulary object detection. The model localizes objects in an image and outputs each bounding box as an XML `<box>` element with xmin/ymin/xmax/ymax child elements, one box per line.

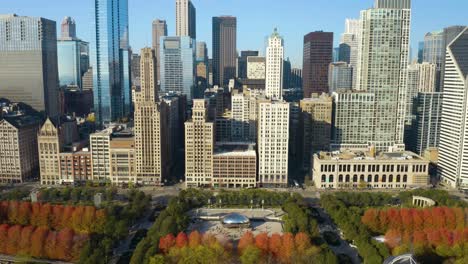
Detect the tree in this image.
<box><xmin>56</xmin><ymin>228</ymin><xmax>75</xmax><ymax>261</ymax></box>
<box><xmin>279</xmin><ymin>233</ymin><xmax>295</xmax><ymax>263</ymax></box>
<box><xmin>294</xmin><ymin>232</ymin><xmax>311</xmax><ymax>254</ymax></box>
<box><xmin>362</xmin><ymin>209</ymin><xmax>380</xmax><ymax>233</ymax></box>
<box><xmin>254</xmin><ymin>233</ymin><xmax>269</xmax><ymax>254</ymax></box>
<box><xmin>175</xmin><ymin>232</ymin><xmax>188</xmax><ymax>248</ymax></box>
<box><xmin>30</xmin><ymin>227</ymin><xmax>48</xmax><ymax>258</ymax></box>
<box><xmin>17</xmin><ymin>202</ymin><xmax>31</xmax><ymax>225</ymax></box>
<box><xmin>159</xmin><ymin>234</ymin><xmax>176</xmax><ymax>254</ymax></box>
<box><xmin>385</xmin><ymin>229</ymin><xmax>401</xmax><ymax>249</ymax></box>
<box><xmin>18</xmin><ymin>225</ymin><xmax>34</xmax><ymax>254</ymax></box>
<box><xmin>0</xmin><ymin>224</ymin><xmax>9</xmax><ymax>253</ymax></box>
<box><xmin>238</xmin><ymin>232</ymin><xmax>254</xmax><ymax>254</ymax></box>
<box><xmin>240</xmin><ymin>246</ymin><xmax>261</xmax><ymax>264</ymax></box>
<box><xmin>268</xmin><ymin>233</ymin><xmax>282</xmax><ymax>258</ymax></box>
<box><xmin>6</xmin><ymin>225</ymin><xmax>22</xmax><ymax>255</ymax></box>
<box><xmin>188</xmin><ymin>231</ymin><xmax>202</xmax><ymax>248</ymax></box>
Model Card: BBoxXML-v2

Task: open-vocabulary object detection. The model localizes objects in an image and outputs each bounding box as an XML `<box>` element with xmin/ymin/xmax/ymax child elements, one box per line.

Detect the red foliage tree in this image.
<box><xmin>188</xmin><ymin>230</ymin><xmax>202</xmax><ymax>248</ymax></box>
<box><xmin>5</xmin><ymin>225</ymin><xmax>22</xmax><ymax>255</ymax></box>
<box><xmin>238</xmin><ymin>231</ymin><xmax>255</xmax><ymax>253</ymax></box>
<box><xmin>175</xmin><ymin>232</ymin><xmax>188</xmax><ymax>248</ymax></box>
<box><xmin>268</xmin><ymin>233</ymin><xmax>282</xmax><ymax>258</ymax></box>
<box><xmin>56</xmin><ymin>228</ymin><xmax>75</xmax><ymax>261</ymax></box>
<box><xmin>384</xmin><ymin>229</ymin><xmax>401</xmax><ymax>249</ymax></box>
<box><xmin>30</xmin><ymin>226</ymin><xmax>49</xmax><ymax>258</ymax></box>
<box><xmin>159</xmin><ymin>234</ymin><xmax>176</xmax><ymax>253</ymax></box>
<box><xmin>38</xmin><ymin>203</ymin><xmax>52</xmax><ymax>227</ymax></box>
<box><xmin>254</xmin><ymin>233</ymin><xmax>269</xmax><ymax>254</ymax></box>
<box><xmin>362</xmin><ymin>208</ymin><xmax>379</xmax><ymax>232</ymax></box>
<box><xmin>17</xmin><ymin>225</ymin><xmax>34</xmax><ymax>254</ymax></box>
<box><xmin>279</xmin><ymin>233</ymin><xmax>295</xmax><ymax>263</ymax></box>
<box><xmin>17</xmin><ymin>202</ymin><xmax>31</xmax><ymax>225</ymax></box>
<box><xmin>44</xmin><ymin>230</ymin><xmax>58</xmax><ymax>260</ymax></box>
<box><xmin>295</xmin><ymin>232</ymin><xmax>311</xmax><ymax>253</ymax></box>
<box><xmin>0</xmin><ymin>224</ymin><xmax>9</xmax><ymax>253</ymax></box>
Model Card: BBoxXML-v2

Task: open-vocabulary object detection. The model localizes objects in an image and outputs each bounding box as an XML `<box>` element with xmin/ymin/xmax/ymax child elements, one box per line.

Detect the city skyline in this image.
<box><xmin>1</xmin><ymin>0</ymin><xmax>467</xmax><ymax>68</ymax></box>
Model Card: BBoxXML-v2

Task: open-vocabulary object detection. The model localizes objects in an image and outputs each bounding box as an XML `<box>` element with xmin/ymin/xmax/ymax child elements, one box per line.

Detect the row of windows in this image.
<box><xmin>321</xmin><ymin>174</ymin><xmax>409</xmax><ymax>183</ymax></box>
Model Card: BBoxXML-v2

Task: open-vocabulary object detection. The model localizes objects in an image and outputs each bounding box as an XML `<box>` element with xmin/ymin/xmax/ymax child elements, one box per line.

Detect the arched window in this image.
<box><xmin>322</xmin><ymin>175</ymin><xmax>326</xmax><ymax>182</ymax></box>
<box><xmin>360</xmin><ymin>175</ymin><xmax>365</xmax><ymax>182</ymax></box>
<box><xmin>389</xmin><ymin>175</ymin><xmax>393</xmax><ymax>183</ymax></box>
<box><xmin>396</xmin><ymin>175</ymin><xmax>401</xmax><ymax>182</ymax></box>
<box><xmin>374</xmin><ymin>175</ymin><xmax>379</xmax><ymax>182</ymax></box>
<box><xmin>403</xmin><ymin>175</ymin><xmax>408</xmax><ymax>183</ymax></box>
<box><xmin>329</xmin><ymin>175</ymin><xmax>334</xmax><ymax>182</ymax></box>
<box><xmin>339</xmin><ymin>175</ymin><xmax>343</xmax><ymax>182</ymax></box>
<box><xmin>367</xmin><ymin>175</ymin><xmax>372</xmax><ymax>182</ymax></box>
<box><xmin>382</xmin><ymin>175</ymin><xmax>387</xmax><ymax>182</ymax></box>
<box><xmin>346</xmin><ymin>175</ymin><xmax>350</xmax><ymax>182</ymax></box>
<box><xmin>353</xmin><ymin>175</ymin><xmax>358</xmax><ymax>183</ymax></box>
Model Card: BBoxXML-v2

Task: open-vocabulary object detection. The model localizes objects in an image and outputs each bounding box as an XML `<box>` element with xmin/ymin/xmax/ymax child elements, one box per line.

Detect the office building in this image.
<box><xmin>290</xmin><ymin>68</ymin><xmax>302</xmax><ymax>88</ymax></box>
<box><xmin>313</xmin><ymin>149</ymin><xmax>429</xmax><ymax>189</ymax></box>
<box><xmin>212</xmin><ymin>16</ymin><xmax>237</xmax><ymax>86</ymax></box>
<box><xmin>238</xmin><ymin>50</ymin><xmax>259</xmax><ymax>79</ymax></box>
<box><xmin>0</xmin><ymin>115</ymin><xmax>41</xmax><ymax>183</ymax></box>
<box><xmin>440</xmin><ymin>26</ymin><xmax>466</xmax><ymax>90</ymax></box>
<box><xmin>302</xmin><ymin>31</ymin><xmax>333</xmax><ymax>97</ymax></box>
<box><xmin>94</xmin><ymin>0</ymin><xmax>131</xmax><ymax>125</ymax></box>
<box><xmin>160</xmin><ymin>36</ymin><xmax>196</xmax><ymax>100</ymax></box>
<box><xmin>300</xmin><ymin>94</ymin><xmax>333</xmax><ymax>170</ymax></box>
<box><xmin>176</xmin><ymin>0</ymin><xmax>196</xmax><ymax>39</ymax></box>
<box><xmin>185</xmin><ymin>99</ymin><xmax>214</xmax><ymax>187</ymax></box>
<box><xmin>134</xmin><ymin>48</ymin><xmax>168</xmax><ymax>185</ymax></box>
<box><xmin>355</xmin><ymin>1</ymin><xmax>411</xmax><ymax>151</ymax></box>
<box><xmin>265</xmin><ymin>29</ymin><xmax>284</xmax><ymax>99</ymax></box>
<box><xmin>82</xmin><ymin>68</ymin><xmax>93</xmax><ymax>90</ymax></box>
<box><xmin>0</xmin><ymin>14</ymin><xmax>59</xmax><ymax>117</ymax></box>
<box><xmin>38</xmin><ymin>118</ymin><xmax>63</xmax><ymax>185</ymax></box>
<box><xmin>152</xmin><ymin>19</ymin><xmax>167</xmax><ymax>83</ymax></box>
<box><xmin>131</xmin><ymin>53</ymin><xmax>141</xmax><ymax>87</ymax></box>
<box><xmin>258</xmin><ymin>100</ymin><xmax>289</xmax><ymax>187</ymax></box>
<box><xmin>247</xmin><ymin>56</ymin><xmax>266</xmax><ymax>80</ymax></box>
<box><xmin>331</xmin><ymin>91</ymin><xmax>376</xmax><ymax>150</ymax></box>
<box><xmin>109</xmin><ymin>136</ymin><xmax>136</xmax><ymax>184</ymax></box>
<box><xmin>340</xmin><ymin>18</ymin><xmax>360</xmax><ymax>88</ymax></box>
<box><xmin>406</xmin><ymin>62</ymin><xmax>438</xmax><ymax>125</ymax></box>
<box><xmin>90</xmin><ymin>128</ymin><xmax>112</xmax><ymax>181</ymax></box>
<box><xmin>417</xmin><ymin>41</ymin><xmax>424</xmax><ymax>63</ymax></box>
<box><xmin>438</xmin><ymin>27</ymin><xmax>468</xmax><ymax>189</ymax></box>
<box><xmin>213</xmin><ymin>143</ymin><xmax>257</xmax><ymax>188</ymax></box>
<box><xmin>328</xmin><ymin>62</ymin><xmax>353</xmax><ymax>93</ymax></box>
<box><xmin>195</xmin><ymin>41</ymin><xmax>208</xmax><ymax>97</ymax></box>
<box><xmin>59</xmin><ymin>146</ymin><xmax>92</xmax><ymax>183</ymax></box>
<box><xmin>283</xmin><ymin>58</ymin><xmax>292</xmax><ymax>89</ymax></box>
<box><xmin>423</xmin><ymin>31</ymin><xmax>444</xmax><ymax>67</ymax></box>
<box><xmin>161</xmin><ymin>93</ymin><xmax>186</xmax><ymax>170</ymax></box>
<box><xmin>57</xmin><ymin>17</ymin><xmax>89</xmax><ymax>89</ymax></box>
<box><xmin>415</xmin><ymin>92</ymin><xmax>443</xmax><ymax>156</ymax></box>
<box><xmin>417</xmin><ymin>63</ymin><xmax>437</xmax><ymax>93</ymax></box>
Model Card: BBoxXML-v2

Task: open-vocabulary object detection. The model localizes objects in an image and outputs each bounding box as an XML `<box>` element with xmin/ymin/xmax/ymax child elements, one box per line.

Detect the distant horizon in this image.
<box><xmin>1</xmin><ymin>0</ymin><xmax>467</xmax><ymax>68</ymax></box>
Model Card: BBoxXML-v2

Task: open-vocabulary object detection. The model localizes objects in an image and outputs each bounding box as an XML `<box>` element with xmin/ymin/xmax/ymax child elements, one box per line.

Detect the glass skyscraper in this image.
<box><xmin>160</xmin><ymin>36</ymin><xmax>195</xmax><ymax>101</ymax></box>
<box><xmin>94</xmin><ymin>0</ymin><xmax>131</xmax><ymax>125</ymax></box>
<box><xmin>57</xmin><ymin>39</ymin><xmax>89</xmax><ymax>88</ymax></box>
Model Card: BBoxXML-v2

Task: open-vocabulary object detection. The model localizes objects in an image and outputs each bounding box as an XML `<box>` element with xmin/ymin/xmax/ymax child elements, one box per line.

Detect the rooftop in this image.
<box><xmin>214</xmin><ymin>142</ymin><xmax>256</xmax><ymax>157</ymax></box>
<box><xmin>318</xmin><ymin>149</ymin><xmax>424</xmax><ymax>161</ymax></box>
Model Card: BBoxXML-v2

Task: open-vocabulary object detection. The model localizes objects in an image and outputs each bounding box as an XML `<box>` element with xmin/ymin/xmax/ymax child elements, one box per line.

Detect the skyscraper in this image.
<box><xmin>94</xmin><ymin>0</ymin><xmax>131</xmax><ymax>125</ymax></box>
<box><xmin>0</xmin><ymin>14</ymin><xmax>59</xmax><ymax>117</ymax></box>
<box><xmin>258</xmin><ymin>100</ymin><xmax>290</xmax><ymax>187</ymax></box>
<box><xmin>152</xmin><ymin>19</ymin><xmax>167</xmax><ymax>84</ymax></box>
<box><xmin>185</xmin><ymin>99</ymin><xmax>214</xmax><ymax>187</ymax></box>
<box><xmin>438</xmin><ymin>27</ymin><xmax>468</xmax><ymax>188</ymax></box>
<box><xmin>160</xmin><ymin>36</ymin><xmax>196</xmax><ymax>100</ymax></box>
<box><xmin>60</xmin><ymin>16</ymin><xmax>76</xmax><ymax>40</ymax></box>
<box><xmin>340</xmin><ymin>18</ymin><xmax>360</xmax><ymax>88</ymax></box>
<box><xmin>328</xmin><ymin>62</ymin><xmax>353</xmax><ymax>93</ymax></box>
<box><xmin>238</xmin><ymin>50</ymin><xmax>259</xmax><ymax>79</ymax></box>
<box><xmin>176</xmin><ymin>0</ymin><xmax>196</xmax><ymax>39</ymax></box>
<box><xmin>415</xmin><ymin>92</ymin><xmax>443</xmax><ymax>156</ymax></box>
<box><xmin>247</xmin><ymin>56</ymin><xmax>266</xmax><ymax>80</ymax></box>
<box><xmin>134</xmin><ymin>48</ymin><xmax>168</xmax><ymax>185</ymax></box>
<box><xmin>57</xmin><ymin>17</ymin><xmax>89</xmax><ymax>89</ymax></box>
<box><xmin>302</xmin><ymin>31</ymin><xmax>333</xmax><ymax>97</ymax></box>
<box><xmin>212</xmin><ymin>16</ymin><xmax>237</xmax><ymax>86</ymax></box>
<box><xmin>423</xmin><ymin>30</ymin><xmax>444</xmax><ymax>67</ymax></box>
<box><xmin>265</xmin><ymin>29</ymin><xmax>284</xmax><ymax>99</ymax></box>
<box><xmin>355</xmin><ymin>0</ymin><xmax>411</xmax><ymax>151</ymax></box>
<box><xmin>440</xmin><ymin>26</ymin><xmax>466</xmax><ymax>90</ymax></box>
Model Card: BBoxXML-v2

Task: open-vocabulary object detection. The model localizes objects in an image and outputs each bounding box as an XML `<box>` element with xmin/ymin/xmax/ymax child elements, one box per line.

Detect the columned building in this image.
<box><xmin>438</xmin><ymin>27</ymin><xmax>468</xmax><ymax>189</ymax></box>
<box><xmin>265</xmin><ymin>29</ymin><xmax>284</xmax><ymax>100</ymax></box>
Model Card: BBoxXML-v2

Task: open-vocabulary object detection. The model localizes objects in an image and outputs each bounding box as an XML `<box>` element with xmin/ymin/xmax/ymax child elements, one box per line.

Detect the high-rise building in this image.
<box><xmin>0</xmin><ymin>14</ymin><xmax>59</xmax><ymax>117</ymax></box>
<box><xmin>90</xmin><ymin>129</ymin><xmax>112</xmax><ymax>181</ymax></box>
<box><xmin>131</xmin><ymin>53</ymin><xmax>141</xmax><ymax>87</ymax></box>
<box><xmin>196</xmin><ymin>41</ymin><xmax>208</xmax><ymax>62</ymax></box>
<box><xmin>438</xmin><ymin>27</ymin><xmax>468</xmax><ymax>189</ymax></box>
<box><xmin>160</xmin><ymin>36</ymin><xmax>196</xmax><ymax>101</ymax></box>
<box><xmin>61</xmin><ymin>16</ymin><xmax>76</xmax><ymax>40</ymax></box>
<box><xmin>302</xmin><ymin>31</ymin><xmax>333</xmax><ymax>97</ymax></box>
<box><xmin>0</xmin><ymin>115</ymin><xmax>41</xmax><ymax>183</ymax></box>
<box><xmin>283</xmin><ymin>58</ymin><xmax>292</xmax><ymax>89</ymax></box>
<box><xmin>417</xmin><ymin>41</ymin><xmax>424</xmax><ymax>63</ymax></box>
<box><xmin>355</xmin><ymin>0</ymin><xmax>411</xmax><ymax>151</ymax></box>
<box><xmin>212</xmin><ymin>16</ymin><xmax>237</xmax><ymax>86</ymax></box>
<box><xmin>247</xmin><ymin>56</ymin><xmax>266</xmax><ymax>80</ymax></box>
<box><xmin>300</xmin><ymin>93</ymin><xmax>333</xmax><ymax>170</ymax></box>
<box><xmin>185</xmin><ymin>99</ymin><xmax>214</xmax><ymax>187</ymax></box>
<box><xmin>265</xmin><ymin>29</ymin><xmax>284</xmax><ymax>100</ymax></box>
<box><xmin>258</xmin><ymin>100</ymin><xmax>289</xmax><ymax>187</ymax></box>
<box><xmin>195</xmin><ymin>41</ymin><xmax>208</xmax><ymax>98</ymax></box>
<box><xmin>340</xmin><ymin>18</ymin><xmax>360</xmax><ymax>89</ymax></box>
<box><xmin>152</xmin><ymin>19</ymin><xmax>167</xmax><ymax>84</ymax></box>
<box><xmin>290</xmin><ymin>68</ymin><xmax>303</xmax><ymax>88</ymax></box>
<box><xmin>328</xmin><ymin>62</ymin><xmax>353</xmax><ymax>93</ymax></box>
<box><xmin>238</xmin><ymin>50</ymin><xmax>259</xmax><ymax>79</ymax></box>
<box><xmin>176</xmin><ymin>0</ymin><xmax>196</xmax><ymax>39</ymax></box>
<box><xmin>109</xmin><ymin>136</ymin><xmax>136</xmax><ymax>184</ymax></box>
<box><xmin>134</xmin><ymin>48</ymin><xmax>168</xmax><ymax>185</ymax></box>
<box><xmin>38</xmin><ymin>118</ymin><xmax>63</xmax><ymax>185</ymax></box>
<box><xmin>82</xmin><ymin>68</ymin><xmax>93</xmax><ymax>91</ymax></box>
<box><xmin>417</xmin><ymin>63</ymin><xmax>437</xmax><ymax>93</ymax></box>
<box><xmin>94</xmin><ymin>0</ymin><xmax>131</xmax><ymax>125</ymax></box>
<box><xmin>213</xmin><ymin>143</ymin><xmax>257</xmax><ymax>188</ymax></box>
<box><xmin>415</xmin><ymin>92</ymin><xmax>443</xmax><ymax>155</ymax></box>
<box><xmin>440</xmin><ymin>26</ymin><xmax>466</xmax><ymax>90</ymax></box>
<box><xmin>57</xmin><ymin>17</ymin><xmax>89</xmax><ymax>89</ymax></box>
<box><xmin>423</xmin><ymin>31</ymin><xmax>444</xmax><ymax>67</ymax></box>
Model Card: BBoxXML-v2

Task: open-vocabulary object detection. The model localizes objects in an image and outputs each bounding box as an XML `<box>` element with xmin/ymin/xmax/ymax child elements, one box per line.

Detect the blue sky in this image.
<box><xmin>1</xmin><ymin>0</ymin><xmax>467</xmax><ymax>67</ymax></box>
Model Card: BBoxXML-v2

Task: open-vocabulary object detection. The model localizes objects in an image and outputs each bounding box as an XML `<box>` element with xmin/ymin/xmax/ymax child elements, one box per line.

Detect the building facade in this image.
<box><xmin>109</xmin><ymin>137</ymin><xmax>136</xmax><ymax>184</ymax></box>
<box><xmin>258</xmin><ymin>100</ymin><xmax>290</xmax><ymax>187</ymax></box>
<box><xmin>415</xmin><ymin>92</ymin><xmax>443</xmax><ymax>156</ymax></box>
<box><xmin>160</xmin><ymin>36</ymin><xmax>196</xmax><ymax>100</ymax></box>
<box><xmin>152</xmin><ymin>19</ymin><xmax>167</xmax><ymax>84</ymax></box>
<box><xmin>212</xmin><ymin>16</ymin><xmax>237</xmax><ymax>86</ymax></box>
<box><xmin>0</xmin><ymin>14</ymin><xmax>59</xmax><ymax>117</ymax></box>
<box><xmin>313</xmin><ymin>149</ymin><xmax>429</xmax><ymax>189</ymax></box>
<box><xmin>38</xmin><ymin>118</ymin><xmax>62</xmax><ymax>185</ymax></box>
<box><xmin>185</xmin><ymin>99</ymin><xmax>214</xmax><ymax>187</ymax></box>
<box><xmin>438</xmin><ymin>27</ymin><xmax>468</xmax><ymax>189</ymax></box>
<box><xmin>213</xmin><ymin>143</ymin><xmax>257</xmax><ymax>188</ymax></box>
<box><xmin>302</xmin><ymin>31</ymin><xmax>333</xmax><ymax>97</ymax></box>
<box><xmin>0</xmin><ymin>116</ymin><xmax>40</xmax><ymax>183</ymax></box>
<box><xmin>90</xmin><ymin>129</ymin><xmax>112</xmax><ymax>181</ymax></box>
<box><xmin>59</xmin><ymin>148</ymin><xmax>92</xmax><ymax>183</ymax></box>
<box><xmin>300</xmin><ymin>94</ymin><xmax>333</xmax><ymax>170</ymax></box>
<box><xmin>328</xmin><ymin>62</ymin><xmax>353</xmax><ymax>93</ymax></box>
<box><xmin>247</xmin><ymin>56</ymin><xmax>266</xmax><ymax>80</ymax></box>
<box><xmin>265</xmin><ymin>29</ymin><xmax>284</xmax><ymax>100</ymax></box>
<box><xmin>176</xmin><ymin>0</ymin><xmax>196</xmax><ymax>39</ymax></box>
<box><xmin>94</xmin><ymin>0</ymin><xmax>131</xmax><ymax>125</ymax></box>
<box><xmin>238</xmin><ymin>50</ymin><xmax>259</xmax><ymax>79</ymax></box>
